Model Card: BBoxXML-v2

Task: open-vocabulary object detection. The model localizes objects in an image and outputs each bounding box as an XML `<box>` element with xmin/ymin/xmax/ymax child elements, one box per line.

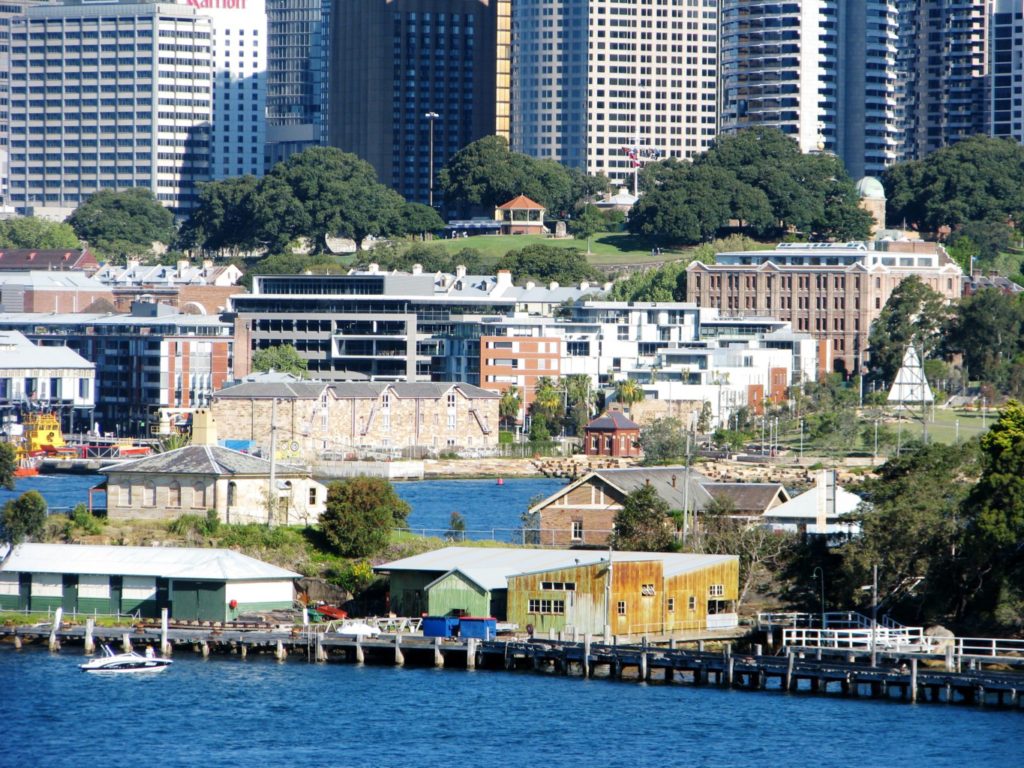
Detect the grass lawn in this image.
<box><xmin>884</xmin><ymin>405</ymin><xmax>993</xmax><ymax>445</ymax></box>
<box><xmin>434</xmin><ymin>231</ymin><xmax>691</xmax><ymax>267</ymax></box>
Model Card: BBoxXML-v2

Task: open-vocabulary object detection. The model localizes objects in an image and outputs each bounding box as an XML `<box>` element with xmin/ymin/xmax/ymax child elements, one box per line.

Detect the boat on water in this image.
<box><xmin>80</xmin><ymin>645</ymin><xmax>172</xmax><ymax>674</ymax></box>
<box><xmin>7</xmin><ymin>412</ymin><xmax>79</xmax><ymax>475</ymax></box>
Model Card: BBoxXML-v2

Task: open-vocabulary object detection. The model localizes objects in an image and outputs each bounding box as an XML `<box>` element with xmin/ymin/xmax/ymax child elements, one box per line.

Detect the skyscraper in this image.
<box><xmin>8</xmin><ymin>0</ymin><xmax>214</xmax><ymax>216</ymax></box>
<box><xmin>264</xmin><ymin>0</ymin><xmax>325</xmax><ymax>167</ymax></box>
<box><xmin>326</xmin><ymin>0</ymin><xmax>510</xmax><ymax>206</ymax></box>
<box><xmin>511</xmin><ymin>0</ymin><xmax>720</xmax><ymax>189</ymax></box>
<box><xmin>989</xmin><ymin>0</ymin><xmax>1022</xmax><ymax>142</ymax></box>
<box><xmin>0</xmin><ymin>2</ymin><xmax>33</xmax><ymax>210</ymax></box>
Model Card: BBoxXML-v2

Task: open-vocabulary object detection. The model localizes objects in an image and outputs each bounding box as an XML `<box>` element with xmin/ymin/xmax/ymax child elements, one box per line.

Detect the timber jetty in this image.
<box><xmin>3</xmin><ymin>621</ymin><xmax>1022</xmax><ymax>710</ymax></box>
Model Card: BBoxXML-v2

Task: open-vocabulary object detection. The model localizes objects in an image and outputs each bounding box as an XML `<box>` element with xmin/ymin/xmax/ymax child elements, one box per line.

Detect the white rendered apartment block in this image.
<box><xmin>8</xmin><ymin>0</ymin><xmax>213</xmax><ymax>215</ymax></box>
<box><xmin>511</xmin><ymin>0</ymin><xmax>719</xmax><ymax>188</ymax></box>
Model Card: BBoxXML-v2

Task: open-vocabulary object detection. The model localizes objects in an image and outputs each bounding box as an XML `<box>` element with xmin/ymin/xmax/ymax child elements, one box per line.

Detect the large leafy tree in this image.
<box><xmin>397</xmin><ymin>203</ymin><xmax>444</xmax><ymax>238</ymax></box>
<box><xmin>1</xmin><ymin>490</ymin><xmax>48</xmax><ymax>545</ymax></box>
<box><xmin>499</xmin><ymin>386</ymin><xmax>522</xmax><ymax>429</ymax></box>
<box><xmin>838</xmin><ymin>442</ymin><xmax>979</xmax><ymax>626</ymax></box>
<box><xmin>351</xmin><ymin>243</ymin><xmax>484</xmax><ymax>275</ymax></box>
<box><xmin>437</xmin><ymin>135</ymin><xmax>608</xmax><ymax>217</ymax></box>
<box><xmin>961</xmin><ymin>401</ymin><xmax>1024</xmax><ymax>628</ymax></box>
<box><xmin>529</xmin><ymin>376</ymin><xmax>564</xmax><ymax>434</ymax></box>
<box><xmin>67</xmin><ymin>188</ymin><xmax>175</xmax><ymax>259</ymax></box>
<box><xmin>180</xmin><ymin>175</ymin><xmax>261</xmax><ymax>253</ymax></box>
<box><xmin>611</xmin><ymin>484</ymin><xmax>674</xmax><ymax>552</ymax></box>
<box><xmin>0</xmin><ymin>443</ymin><xmax>16</xmax><ymax>491</ymax></box>
<box><xmin>639</xmin><ymin>417</ymin><xmax>688</xmax><ymax>465</ymax></box>
<box><xmin>866</xmin><ymin>275</ymin><xmax>953</xmax><ymax>384</ymax></box>
<box><xmin>251</xmin><ymin>344</ymin><xmax>308</xmax><ymax>377</ymax></box>
<box><xmin>495</xmin><ymin>244</ymin><xmax>603</xmax><ymax>285</ymax></box>
<box><xmin>0</xmin><ymin>217</ymin><xmax>80</xmax><ymax>249</ymax></box>
<box><xmin>947</xmin><ymin>289</ymin><xmax>1024</xmax><ymax>388</ymax></box>
<box><xmin>319</xmin><ymin>477</ymin><xmax>410</xmax><ymax>558</ymax></box>
<box><xmin>884</xmin><ymin>135</ymin><xmax>1024</xmax><ymax>232</ymax></box>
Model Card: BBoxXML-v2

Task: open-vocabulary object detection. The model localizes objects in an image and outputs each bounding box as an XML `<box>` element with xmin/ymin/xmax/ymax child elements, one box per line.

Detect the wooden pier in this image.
<box><xmin>2</xmin><ymin>622</ymin><xmax>1021</xmax><ymax>710</ymax></box>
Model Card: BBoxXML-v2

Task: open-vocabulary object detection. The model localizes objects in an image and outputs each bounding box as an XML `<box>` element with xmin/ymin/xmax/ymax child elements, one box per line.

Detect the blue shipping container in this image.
<box><xmin>458</xmin><ymin>617</ymin><xmax>496</xmax><ymax>640</ymax></box>
<box><xmin>422</xmin><ymin>616</ymin><xmax>460</xmax><ymax>638</ymax></box>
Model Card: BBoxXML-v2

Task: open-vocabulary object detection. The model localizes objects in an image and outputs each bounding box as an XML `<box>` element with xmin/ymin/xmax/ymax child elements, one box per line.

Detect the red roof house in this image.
<box><xmin>584</xmin><ymin>411</ymin><xmax>641</xmax><ymax>458</ymax></box>
<box><xmin>494</xmin><ymin>195</ymin><xmax>546</xmax><ymax>235</ymax></box>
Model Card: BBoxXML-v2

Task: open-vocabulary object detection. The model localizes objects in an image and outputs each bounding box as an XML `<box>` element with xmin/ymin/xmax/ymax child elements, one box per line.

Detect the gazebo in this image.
<box><xmin>584</xmin><ymin>411</ymin><xmax>642</xmax><ymax>458</ymax></box>
<box><xmin>495</xmin><ymin>194</ymin><xmax>546</xmax><ymax>235</ymax></box>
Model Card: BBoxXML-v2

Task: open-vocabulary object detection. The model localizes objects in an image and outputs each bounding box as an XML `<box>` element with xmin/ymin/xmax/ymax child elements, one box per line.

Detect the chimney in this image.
<box><xmin>191</xmin><ymin>408</ymin><xmax>218</xmax><ymax>446</ymax></box>
<box><xmin>176</xmin><ymin>259</ymin><xmax>188</xmax><ymax>278</ymax></box>
<box><xmin>367</xmin><ymin>262</ymin><xmax>379</xmax><ymax>274</ymax></box>
<box><xmin>495</xmin><ymin>269</ymin><xmax>513</xmax><ymax>290</ymax></box>
<box><xmin>127</xmin><ymin>258</ymin><xmax>140</xmax><ymax>271</ymax></box>
<box><xmin>202</xmin><ymin>259</ymin><xmax>213</xmax><ymax>274</ymax></box>
<box><xmin>603</xmin><ymin>282</ymin><xmax>614</xmax><ymax>292</ymax></box>
<box><xmin>412</xmin><ymin>263</ymin><xmax>423</xmax><ymax>275</ymax></box>
<box><xmin>525</xmin><ymin>281</ymin><xmax>536</xmax><ymax>290</ymax></box>
<box><xmin>456</xmin><ymin>264</ymin><xmax>467</xmax><ymax>278</ymax></box>
<box><xmin>579</xmin><ymin>281</ymin><xmax>589</xmax><ymax>291</ymax></box>
<box><xmin>549</xmin><ymin>281</ymin><xmax>560</xmax><ymax>290</ymax></box>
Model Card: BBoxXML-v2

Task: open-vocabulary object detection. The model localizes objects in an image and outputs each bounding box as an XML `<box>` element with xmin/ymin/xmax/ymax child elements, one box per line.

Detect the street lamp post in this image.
<box><xmin>812</xmin><ymin>567</ymin><xmax>825</xmax><ymax>628</ymax></box>
<box><xmin>425</xmin><ymin>111</ymin><xmax>439</xmax><ymax>208</ymax></box>
<box><xmin>799</xmin><ymin>419</ymin><xmax>804</xmax><ymax>459</ymax></box>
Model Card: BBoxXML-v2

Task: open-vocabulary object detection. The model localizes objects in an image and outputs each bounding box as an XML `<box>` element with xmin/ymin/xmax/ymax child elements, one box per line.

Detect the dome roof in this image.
<box><xmin>856</xmin><ymin>176</ymin><xmax>886</xmax><ymax>199</ymax></box>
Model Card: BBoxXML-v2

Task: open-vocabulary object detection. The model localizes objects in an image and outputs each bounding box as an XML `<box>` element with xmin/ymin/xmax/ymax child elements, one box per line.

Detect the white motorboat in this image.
<box><xmin>337</xmin><ymin>621</ymin><xmax>381</xmax><ymax>638</ymax></box>
<box><xmin>79</xmin><ymin>645</ymin><xmax>173</xmax><ymax>673</ymax></box>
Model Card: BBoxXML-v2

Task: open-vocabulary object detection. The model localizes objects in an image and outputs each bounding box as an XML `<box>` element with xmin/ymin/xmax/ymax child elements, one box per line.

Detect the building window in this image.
<box><xmin>168</xmin><ymin>481</ymin><xmax>181</xmax><ymax>508</ymax></box>
<box><xmin>641</xmin><ymin>584</ymin><xmax>656</xmax><ymax>597</ymax></box>
<box><xmin>617</xmin><ymin>601</ymin><xmax>626</xmax><ymax>616</ymax></box>
<box><xmin>527</xmin><ymin>598</ymin><xmax>565</xmax><ymax>614</ymax></box>
<box><xmin>143</xmin><ymin>481</ymin><xmax>156</xmax><ymax>507</ymax></box>
<box><xmin>688</xmin><ymin>596</ymin><xmax>696</xmax><ymax>611</ymax></box>
<box><xmin>119</xmin><ymin>484</ymin><xmax>132</xmax><ymax>507</ymax></box>
<box><xmin>309</xmin><ymin>487</ymin><xmax>317</xmax><ymax>505</ymax></box>
<box><xmin>227</xmin><ymin>481</ymin><xmax>237</xmax><ymax>507</ymax></box>
<box><xmin>540</xmin><ymin>581</ymin><xmax>576</xmax><ymax>591</ymax></box>
<box><xmin>709</xmin><ymin>584</ymin><xmax>724</xmax><ymax>597</ymax></box>
<box><xmin>667</xmin><ymin>598</ymin><xmax>675</xmax><ymax>613</ymax></box>
<box><xmin>192</xmin><ymin>482</ymin><xmax>206</xmax><ymax>509</ymax></box>
<box><xmin>571</xmin><ymin>520</ymin><xmax>583</xmax><ymax>541</ymax></box>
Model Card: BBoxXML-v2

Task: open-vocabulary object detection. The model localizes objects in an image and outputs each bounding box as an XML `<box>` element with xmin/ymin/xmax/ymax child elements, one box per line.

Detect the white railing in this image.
<box><xmin>314</xmin><ymin>616</ymin><xmax>422</xmax><ymax>635</ymax></box>
<box><xmin>783</xmin><ymin>626</ymin><xmax>926</xmax><ymax>652</ymax></box>
<box><xmin>950</xmin><ymin>636</ymin><xmax>1024</xmax><ymax>659</ymax></box>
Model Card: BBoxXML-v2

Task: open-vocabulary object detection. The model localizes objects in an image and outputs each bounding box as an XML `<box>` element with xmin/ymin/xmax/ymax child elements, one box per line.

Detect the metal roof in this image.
<box><xmin>763</xmin><ymin>484</ymin><xmax>863</xmax><ymax>521</ymax></box>
<box><xmin>591</xmin><ymin>467</ymin><xmax>713</xmax><ymax>511</ymax></box>
<box><xmin>213</xmin><ymin>380</ymin><xmax>331</xmax><ymax>400</ymax></box>
<box><xmin>703</xmin><ymin>482</ymin><xmax>790</xmax><ymax>514</ymax></box>
<box><xmin>586</xmin><ymin>412</ymin><xmax>639</xmax><ymax>431</ymax></box>
<box><xmin>375</xmin><ymin>546</ymin><xmax>736</xmax><ymax>590</ymax></box>
<box><xmin>0</xmin><ymin>331</ymin><xmax>93</xmax><ymax>370</ymax></box>
<box><xmin>0</xmin><ymin>543</ymin><xmax>300</xmax><ymax>580</ymax></box>
<box><xmin>213</xmin><ymin>380</ymin><xmax>499</xmax><ymax>401</ymax></box>
<box><xmin>100</xmin><ymin>445</ymin><xmax>306</xmax><ymax>476</ymax></box>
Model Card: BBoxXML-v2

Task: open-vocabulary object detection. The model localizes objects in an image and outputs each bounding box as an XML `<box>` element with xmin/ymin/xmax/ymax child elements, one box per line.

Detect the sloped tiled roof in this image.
<box><xmin>703</xmin><ymin>482</ymin><xmax>790</xmax><ymax>514</ymax></box>
<box><xmin>496</xmin><ymin>194</ymin><xmax>545</xmax><ymax>210</ymax></box>
<box><xmin>0</xmin><ymin>543</ymin><xmax>299</xmax><ymax>580</ymax></box>
<box><xmin>100</xmin><ymin>445</ymin><xmax>306</xmax><ymax>476</ymax></box>
<box><xmin>0</xmin><ymin>249</ymin><xmax>98</xmax><ymax>272</ymax></box>
<box><xmin>586</xmin><ymin>411</ymin><xmax>639</xmax><ymax>431</ymax></box>
<box><xmin>213</xmin><ymin>380</ymin><xmax>331</xmax><ymax>400</ymax></box>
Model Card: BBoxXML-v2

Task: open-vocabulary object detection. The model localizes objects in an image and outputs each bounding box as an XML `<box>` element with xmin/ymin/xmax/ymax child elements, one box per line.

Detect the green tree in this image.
<box><xmin>181</xmin><ymin>175</ymin><xmax>261</xmax><ymax>253</ymax></box>
<box><xmin>1</xmin><ymin>490</ymin><xmax>48</xmax><ymax>545</ymax></box>
<box><xmin>258</xmin><ymin>147</ymin><xmax>405</xmax><ymax>252</ymax></box>
<box><xmin>562</xmin><ymin>374</ymin><xmax>595</xmax><ymax>436</ymax></box>
<box><xmin>611</xmin><ymin>483</ymin><xmax>674</xmax><ymax>552</ymax></box>
<box><xmin>947</xmin><ymin>289</ymin><xmax>1024</xmax><ymax>389</ymax></box>
<box><xmin>839</xmin><ymin>442</ymin><xmax>978</xmax><ymax>625</ymax></box>
<box><xmin>569</xmin><ymin>205</ymin><xmax>605</xmax><ymax>253</ymax></box>
<box><xmin>496</xmin><ymin>244</ymin><xmax>603</xmax><ymax>285</ymax></box>
<box><xmin>529</xmin><ymin>376</ymin><xmax>564</xmax><ymax>434</ymax></box>
<box><xmin>867</xmin><ymin>275</ymin><xmax>952</xmax><ymax>385</ymax></box>
<box><xmin>884</xmin><ymin>135</ymin><xmax>1024</xmax><ymax>232</ymax></box>
<box><xmin>67</xmin><ymin>188</ymin><xmax>175</xmax><ymax>259</ymax></box>
<box><xmin>352</xmin><ymin>242</ymin><xmax>484</xmax><ymax>274</ymax></box>
<box><xmin>949</xmin><ymin>218</ymin><xmax>1014</xmax><ymax>263</ymax></box>
<box><xmin>0</xmin><ymin>218</ymin><xmax>80</xmax><ymax>249</ymax></box>
<box><xmin>613</xmin><ymin>379</ymin><xmax>645</xmax><ymax>409</ymax></box>
<box><xmin>251</xmin><ymin>344</ymin><xmax>308</xmax><ymax>377</ymax></box>
<box><xmin>639</xmin><ymin>417</ymin><xmax>688</xmax><ymax>465</ymax></box>
<box><xmin>0</xmin><ymin>442</ymin><xmax>16</xmax><ymax>491</ymax></box>
<box><xmin>397</xmin><ymin>203</ymin><xmax>445</xmax><ymax>238</ymax></box>
<box><xmin>499</xmin><ymin>386</ymin><xmax>522</xmax><ymax>429</ymax></box>
<box><xmin>319</xmin><ymin>477</ymin><xmax>410</xmax><ymax>558</ymax></box>
<box><xmin>446</xmin><ymin>511</ymin><xmax>467</xmax><ymax>541</ymax></box>
<box><xmin>609</xmin><ymin>259</ymin><xmax>689</xmax><ymax>302</ymax></box>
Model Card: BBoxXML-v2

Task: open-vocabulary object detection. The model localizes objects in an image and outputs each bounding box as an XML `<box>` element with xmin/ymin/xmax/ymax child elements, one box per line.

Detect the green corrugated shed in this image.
<box><xmin>424</xmin><ymin>570</ymin><xmax>490</xmax><ymax>617</ymax></box>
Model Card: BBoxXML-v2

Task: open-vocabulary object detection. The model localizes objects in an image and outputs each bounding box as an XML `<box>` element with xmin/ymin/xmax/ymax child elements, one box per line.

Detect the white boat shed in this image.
<box><xmin>0</xmin><ymin>543</ymin><xmax>300</xmax><ymax>622</ymax></box>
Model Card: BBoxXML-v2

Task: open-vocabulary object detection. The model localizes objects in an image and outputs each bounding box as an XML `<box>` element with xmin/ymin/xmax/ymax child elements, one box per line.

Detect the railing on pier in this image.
<box><xmin>310</xmin><ymin>616</ymin><xmax>423</xmax><ymax>635</ymax></box>
<box><xmin>756</xmin><ymin>611</ymin><xmax>910</xmax><ymax>631</ymax></box>
<box><xmin>783</xmin><ymin>626</ymin><xmax>926</xmax><ymax>653</ymax></box>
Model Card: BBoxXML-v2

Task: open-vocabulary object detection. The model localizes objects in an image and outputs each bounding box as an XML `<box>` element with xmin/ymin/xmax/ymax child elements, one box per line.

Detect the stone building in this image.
<box><xmin>101</xmin><ymin>443</ymin><xmax>325</xmax><ymax>526</ymax></box>
<box><xmin>211</xmin><ymin>378</ymin><xmax>500</xmax><ymax>459</ymax></box>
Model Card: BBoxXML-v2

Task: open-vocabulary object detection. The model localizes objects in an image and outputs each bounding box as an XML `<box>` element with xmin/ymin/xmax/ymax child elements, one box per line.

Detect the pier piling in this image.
<box><xmin>48</xmin><ymin>608</ymin><xmax>62</xmax><ymax>652</ymax></box>
<box><xmin>433</xmin><ymin>637</ymin><xmax>444</xmax><ymax>668</ymax></box>
<box><xmin>84</xmin><ymin>619</ymin><xmax>95</xmax><ymax>656</ymax></box>
<box><xmin>121</xmin><ymin>633</ymin><xmax>131</xmax><ymax>653</ymax></box>
<box><xmin>394</xmin><ymin>634</ymin><xmax>404</xmax><ymax>666</ymax></box>
<box><xmin>466</xmin><ymin>638</ymin><xmax>476</xmax><ymax>670</ymax></box>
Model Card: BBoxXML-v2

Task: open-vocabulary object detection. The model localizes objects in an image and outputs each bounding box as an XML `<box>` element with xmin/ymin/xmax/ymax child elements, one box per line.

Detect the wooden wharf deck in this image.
<box><xmin>3</xmin><ymin>624</ymin><xmax>1021</xmax><ymax>710</ymax></box>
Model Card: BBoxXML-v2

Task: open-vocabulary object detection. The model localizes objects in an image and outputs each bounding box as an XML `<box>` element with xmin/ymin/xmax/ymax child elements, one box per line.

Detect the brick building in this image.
<box><xmin>479</xmin><ymin>334</ymin><xmax>560</xmax><ymax>421</ymax></box>
<box><xmin>211</xmin><ymin>378</ymin><xmax>500</xmax><ymax>459</ymax></box>
<box><xmin>583</xmin><ymin>411</ymin><xmax>641</xmax><ymax>458</ymax></box>
<box><xmin>686</xmin><ymin>241</ymin><xmax>963</xmax><ymax>375</ymax></box>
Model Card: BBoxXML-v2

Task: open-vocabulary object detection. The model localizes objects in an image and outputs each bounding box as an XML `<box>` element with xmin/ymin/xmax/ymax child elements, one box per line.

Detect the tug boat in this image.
<box><xmin>80</xmin><ymin>645</ymin><xmax>172</xmax><ymax>674</ymax></box>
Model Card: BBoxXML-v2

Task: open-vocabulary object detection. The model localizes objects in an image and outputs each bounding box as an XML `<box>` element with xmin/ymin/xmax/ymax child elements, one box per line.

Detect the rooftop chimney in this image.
<box><xmin>412</xmin><ymin>263</ymin><xmax>423</xmax><ymax>275</ymax></box>
<box><xmin>549</xmin><ymin>281</ymin><xmax>560</xmax><ymax>291</ymax></box>
<box><xmin>176</xmin><ymin>259</ymin><xmax>188</xmax><ymax>278</ymax></box>
<box><xmin>495</xmin><ymin>269</ymin><xmax>513</xmax><ymax>290</ymax></box>
<box><xmin>525</xmin><ymin>281</ymin><xmax>536</xmax><ymax>291</ymax></box>
<box><xmin>367</xmin><ymin>262</ymin><xmax>379</xmax><ymax>274</ymax></box>
<box><xmin>456</xmin><ymin>264</ymin><xmax>467</xmax><ymax>278</ymax></box>
<box><xmin>579</xmin><ymin>281</ymin><xmax>589</xmax><ymax>291</ymax></box>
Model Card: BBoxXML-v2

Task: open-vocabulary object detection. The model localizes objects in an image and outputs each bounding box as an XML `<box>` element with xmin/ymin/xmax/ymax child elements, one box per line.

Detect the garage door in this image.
<box><xmin>171</xmin><ymin>580</ymin><xmax>225</xmax><ymax>622</ymax></box>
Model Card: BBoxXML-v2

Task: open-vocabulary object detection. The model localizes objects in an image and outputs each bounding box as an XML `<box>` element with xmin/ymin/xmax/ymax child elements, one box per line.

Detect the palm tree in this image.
<box><xmin>613</xmin><ymin>378</ymin><xmax>645</xmax><ymax>411</ymax></box>
<box><xmin>499</xmin><ymin>386</ymin><xmax>522</xmax><ymax>430</ymax></box>
<box><xmin>531</xmin><ymin>376</ymin><xmax>564</xmax><ymax>431</ymax></box>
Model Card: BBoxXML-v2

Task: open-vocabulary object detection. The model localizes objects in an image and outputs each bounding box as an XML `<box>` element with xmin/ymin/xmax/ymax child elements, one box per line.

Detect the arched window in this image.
<box><xmin>143</xmin><ymin>481</ymin><xmax>156</xmax><ymax>507</ymax></box>
<box><xmin>227</xmin><ymin>481</ymin><xmax>237</xmax><ymax>508</ymax></box>
<box><xmin>192</xmin><ymin>482</ymin><xmax>206</xmax><ymax>509</ymax></box>
<box><xmin>168</xmin><ymin>481</ymin><xmax>181</xmax><ymax>508</ymax></box>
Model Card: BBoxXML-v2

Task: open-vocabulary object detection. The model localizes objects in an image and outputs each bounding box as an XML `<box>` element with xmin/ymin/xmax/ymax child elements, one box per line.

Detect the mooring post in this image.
<box><xmin>316</xmin><ymin>633</ymin><xmax>327</xmax><ymax>663</ymax></box>
<box><xmin>557</xmin><ymin>630</ymin><xmax>564</xmax><ymax>642</ymax></box>
<box><xmin>466</xmin><ymin>638</ymin><xmax>476</xmax><ymax>670</ymax></box>
<box><xmin>549</xmin><ymin>628</ymin><xmax>556</xmax><ymax>640</ymax></box>
<box><xmin>697</xmin><ymin>640</ymin><xmax>704</xmax><ymax>653</ymax></box>
<box><xmin>13</xmin><ymin>631</ymin><xmax>22</xmax><ymax>650</ymax></box>
<box><xmin>355</xmin><ymin>639</ymin><xmax>364</xmax><ymax>664</ymax></box>
<box><xmin>160</xmin><ymin>607</ymin><xmax>171</xmax><ymax>657</ymax></box>
<box><xmin>275</xmin><ymin>639</ymin><xmax>286</xmax><ymax>661</ymax></box>
<box><xmin>726</xmin><ymin>655</ymin><xmax>735</xmax><ymax>687</ymax></box>
<box><xmin>910</xmin><ymin>658</ymin><xmax>918</xmax><ymax>703</ymax></box>
<box><xmin>754</xmin><ymin>643</ymin><xmax>762</xmax><ymax>657</ymax></box>
<box><xmin>603</xmin><ymin>626</ymin><xmax>611</xmax><ymax>644</ymax></box>
<box><xmin>945</xmin><ymin>644</ymin><xmax>955</xmax><ymax>672</ymax></box>
<box><xmin>48</xmin><ymin>607</ymin><xmax>63</xmax><ymax>652</ymax></box>
<box><xmin>785</xmin><ymin>649</ymin><xmax>795</xmax><ymax>691</ymax></box>
<box><xmin>668</xmin><ymin>637</ymin><xmax>676</xmax><ymax>651</ymax></box>
<box><xmin>583</xmin><ymin>634</ymin><xmax>591</xmax><ymax>679</ymax></box>
<box><xmin>639</xmin><ymin>651</ymin><xmax>648</xmax><ymax>682</ymax></box>
<box><xmin>122</xmin><ymin>632</ymin><xmax>132</xmax><ymax>653</ymax></box>
<box><xmin>394</xmin><ymin>633</ymin><xmax>405</xmax><ymax>666</ymax></box>
<box><xmin>572</xmin><ymin>627</ymin><xmax>579</xmax><ymax>643</ymax></box>
<box><xmin>433</xmin><ymin>637</ymin><xmax>444</xmax><ymax>668</ymax></box>
<box><xmin>84</xmin><ymin>618</ymin><xmax>95</xmax><ymax>656</ymax></box>
<box><xmin>240</xmin><ymin>644</ymin><xmax>247</xmax><ymax>659</ymax></box>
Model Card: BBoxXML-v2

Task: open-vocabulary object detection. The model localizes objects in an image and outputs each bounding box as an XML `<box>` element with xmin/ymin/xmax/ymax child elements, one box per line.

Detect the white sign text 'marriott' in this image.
<box><xmin>186</xmin><ymin>0</ymin><xmax>247</xmax><ymax>9</ymax></box>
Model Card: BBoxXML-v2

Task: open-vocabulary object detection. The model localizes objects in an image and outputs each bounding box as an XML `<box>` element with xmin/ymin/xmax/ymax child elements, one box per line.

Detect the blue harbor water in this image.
<box><xmin>0</xmin><ymin>648</ymin><xmax>1018</xmax><ymax>768</ymax></box>
<box><xmin>3</xmin><ymin>473</ymin><xmax>564</xmax><ymax>541</ymax></box>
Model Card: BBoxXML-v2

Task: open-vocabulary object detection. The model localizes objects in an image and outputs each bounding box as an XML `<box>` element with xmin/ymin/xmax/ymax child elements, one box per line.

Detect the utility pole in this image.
<box><xmin>870</xmin><ymin>564</ymin><xmax>878</xmax><ymax>668</ymax></box>
<box><xmin>268</xmin><ymin>398</ymin><xmax>278</xmax><ymax>526</ymax></box>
